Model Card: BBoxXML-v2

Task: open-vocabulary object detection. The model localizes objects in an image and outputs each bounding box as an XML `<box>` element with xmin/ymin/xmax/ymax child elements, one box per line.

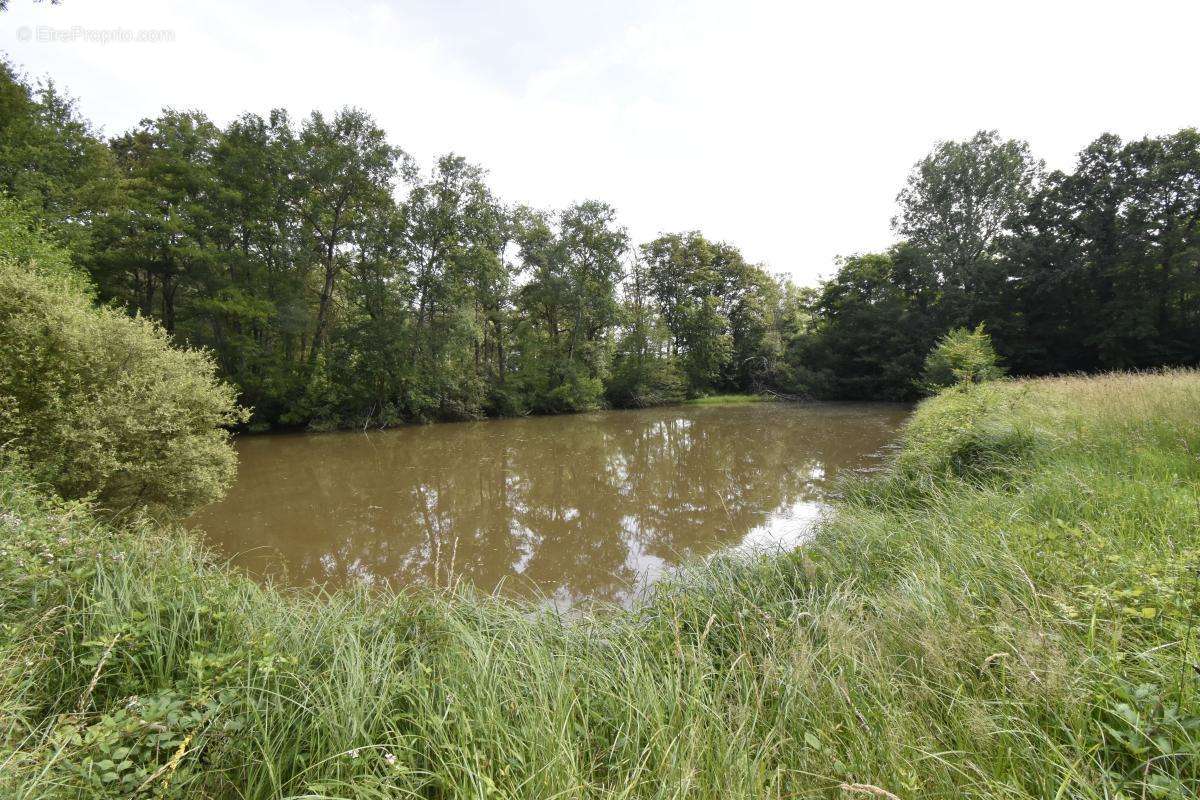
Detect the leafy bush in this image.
<box><xmin>920</xmin><ymin>323</ymin><xmax>1005</xmax><ymax>392</ymax></box>
<box><xmin>0</xmin><ymin>217</ymin><xmax>247</xmax><ymax>517</ymax></box>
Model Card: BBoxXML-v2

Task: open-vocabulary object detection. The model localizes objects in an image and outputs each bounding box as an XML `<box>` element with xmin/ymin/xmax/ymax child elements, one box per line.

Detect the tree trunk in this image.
<box><xmin>309</xmin><ymin>260</ymin><xmax>336</xmax><ymax>365</ymax></box>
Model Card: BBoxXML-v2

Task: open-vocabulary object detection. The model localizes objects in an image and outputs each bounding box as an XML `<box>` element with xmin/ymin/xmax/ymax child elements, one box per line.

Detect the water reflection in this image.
<box><xmin>189</xmin><ymin>403</ymin><xmax>908</xmax><ymax>605</ymax></box>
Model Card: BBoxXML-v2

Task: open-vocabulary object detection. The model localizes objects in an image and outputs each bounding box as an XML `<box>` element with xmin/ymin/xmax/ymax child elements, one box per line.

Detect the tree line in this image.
<box><xmin>2</xmin><ymin>58</ymin><xmax>1197</xmax><ymax>427</ymax></box>
<box><xmin>798</xmin><ymin>130</ymin><xmax>1200</xmax><ymax>399</ymax></box>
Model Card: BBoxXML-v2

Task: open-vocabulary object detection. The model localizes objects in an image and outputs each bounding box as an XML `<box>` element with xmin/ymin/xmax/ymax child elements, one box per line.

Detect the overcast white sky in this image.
<box><xmin>3</xmin><ymin>0</ymin><xmax>1198</xmax><ymax>285</ymax></box>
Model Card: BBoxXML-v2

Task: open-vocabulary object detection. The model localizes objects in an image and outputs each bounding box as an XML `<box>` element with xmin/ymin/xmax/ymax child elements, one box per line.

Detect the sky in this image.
<box><xmin>2</xmin><ymin>0</ymin><xmax>1198</xmax><ymax>286</ymax></box>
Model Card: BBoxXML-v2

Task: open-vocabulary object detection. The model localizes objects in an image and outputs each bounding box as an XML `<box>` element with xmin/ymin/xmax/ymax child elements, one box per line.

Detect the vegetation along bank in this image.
<box><xmin>3</xmin><ymin>57</ymin><xmax>1199</xmax><ymax>429</ymax></box>
<box><xmin>2</xmin><ymin>368</ymin><xmax>1197</xmax><ymax>797</ymax></box>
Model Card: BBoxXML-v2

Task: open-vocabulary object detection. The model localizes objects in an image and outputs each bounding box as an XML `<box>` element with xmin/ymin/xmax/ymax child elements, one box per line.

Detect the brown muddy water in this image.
<box><xmin>189</xmin><ymin>403</ymin><xmax>908</xmax><ymax>606</ymax></box>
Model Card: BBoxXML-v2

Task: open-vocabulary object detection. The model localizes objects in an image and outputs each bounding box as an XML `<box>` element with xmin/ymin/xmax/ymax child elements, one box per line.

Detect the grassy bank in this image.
<box><xmin>2</xmin><ymin>372</ymin><xmax>1198</xmax><ymax>798</ymax></box>
<box><xmin>684</xmin><ymin>393</ymin><xmax>771</xmax><ymax>406</ymax></box>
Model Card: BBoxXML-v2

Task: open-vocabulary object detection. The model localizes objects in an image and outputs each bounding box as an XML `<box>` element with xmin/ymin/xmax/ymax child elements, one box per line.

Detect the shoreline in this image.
<box><xmin>3</xmin><ymin>370</ymin><xmax>1197</xmax><ymax>797</ymax></box>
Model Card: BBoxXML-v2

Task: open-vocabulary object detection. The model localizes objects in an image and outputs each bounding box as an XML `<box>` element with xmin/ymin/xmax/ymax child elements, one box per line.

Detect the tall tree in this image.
<box><xmin>513</xmin><ymin>201</ymin><xmax>628</xmax><ymax>412</ymax></box>
<box><xmin>639</xmin><ymin>232</ymin><xmax>796</xmax><ymax>394</ymax></box>
<box><xmin>202</xmin><ymin>110</ymin><xmax>307</xmax><ymax>419</ymax></box>
<box><xmin>640</xmin><ymin>232</ymin><xmax>730</xmax><ymax>390</ymax></box>
<box><xmin>400</xmin><ymin>154</ymin><xmax>508</xmax><ymax>418</ymax></box>
<box><xmin>1004</xmin><ymin>130</ymin><xmax>1200</xmax><ymax>373</ymax></box>
<box><xmin>894</xmin><ymin>130</ymin><xmax>1041</xmax><ymax>323</ymax></box>
<box><xmin>94</xmin><ymin>109</ymin><xmax>222</xmax><ymax>333</ymax></box>
<box><xmin>608</xmin><ymin>254</ymin><xmax>684</xmax><ymax>407</ymax></box>
<box><xmin>290</xmin><ymin>108</ymin><xmax>399</xmax><ymax>365</ymax></box>
<box><xmin>794</xmin><ymin>246</ymin><xmax>941</xmax><ymax>400</ymax></box>
<box><xmin>0</xmin><ymin>58</ymin><xmax>119</xmax><ymax>254</ymax></box>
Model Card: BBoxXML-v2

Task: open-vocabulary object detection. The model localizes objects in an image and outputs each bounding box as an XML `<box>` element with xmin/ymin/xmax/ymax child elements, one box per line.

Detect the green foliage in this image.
<box><xmin>0</xmin><ymin>58</ymin><xmax>120</xmax><ymax>255</ymax></box>
<box><xmin>2</xmin><ymin>371</ymin><xmax>1199</xmax><ymax>798</ymax></box>
<box><xmin>920</xmin><ymin>323</ymin><xmax>1005</xmax><ymax>392</ymax></box>
<box><xmin>637</xmin><ymin>232</ymin><xmax>796</xmax><ymax>398</ymax></box>
<box><xmin>607</xmin><ymin>350</ymin><xmax>686</xmax><ymax>408</ymax></box>
<box><xmin>795</xmin><ymin>247</ymin><xmax>939</xmax><ymax>400</ymax></box>
<box><xmin>605</xmin><ymin>254</ymin><xmax>686</xmax><ymax>407</ymax></box>
<box><xmin>798</xmin><ymin>129</ymin><xmax>1200</xmax><ymax>400</ymax></box>
<box><xmin>894</xmin><ymin>130</ymin><xmax>1041</xmax><ymax>297</ymax></box>
<box><xmin>5</xmin><ymin>54</ymin><xmax>1200</xmax><ymax>420</ymax></box>
<box><xmin>1006</xmin><ymin>130</ymin><xmax>1200</xmax><ymax>374</ymax></box>
<box><xmin>0</xmin><ymin>194</ymin><xmax>86</xmax><ymax>286</ymax></box>
<box><xmin>0</xmin><ymin>216</ymin><xmax>247</xmax><ymax>517</ymax></box>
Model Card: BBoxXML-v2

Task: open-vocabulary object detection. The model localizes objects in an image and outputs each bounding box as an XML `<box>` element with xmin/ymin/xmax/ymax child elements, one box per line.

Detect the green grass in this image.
<box><xmin>2</xmin><ymin>371</ymin><xmax>1198</xmax><ymax>798</ymax></box>
<box><xmin>684</xmin><ymin>393</ymin><xmax>770</xmax><ymax>406</ymax></box>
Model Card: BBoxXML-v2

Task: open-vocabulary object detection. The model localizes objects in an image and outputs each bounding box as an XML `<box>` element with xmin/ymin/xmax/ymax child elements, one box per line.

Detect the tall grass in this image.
<box><xmin>1</xmin><ymin>371</ymin><xmax>1198</xmax><ymax>798</ymax></box>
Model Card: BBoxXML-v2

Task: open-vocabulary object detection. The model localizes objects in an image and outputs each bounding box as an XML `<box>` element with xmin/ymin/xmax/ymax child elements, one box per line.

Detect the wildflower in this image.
<box><xmin>383</xmin><ymin>752</ymin><xmax>397</xmax><ymax>768</ymax></box>
<box><xmin>348</xmin><ymin>748</ymin><xmax>360</xmax><ymax>759</ymax></box>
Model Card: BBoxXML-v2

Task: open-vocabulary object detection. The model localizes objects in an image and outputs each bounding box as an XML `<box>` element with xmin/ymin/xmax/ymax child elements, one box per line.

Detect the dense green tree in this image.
<box><xmin>200</xmin><ymin>110</ymin><xmax>308</xmax><ymax>421</ymax></box>
<box><xmin>719</xmin><ymin>255</ymin><xmax>789</xmax><ymax>390</ymax></box>
<box><xmin>1003</xmin><ymin>130</ymin><xmax>1200</xmax><ymax>374</ymax></box>
<box><xmin>801</xmin><ymin>128</ymin><xmax>1199</xmax><ymax>400</ymax></box>
<box><xmin>640</xmin><ymin>232</ymin><xmax>731</xmax><ymax>390</ymax></box>
<box><xmin>512</xmin><ymin>201</ymin><xmax>628</xmax><ymax>412</ymax></box>
<box><xmin>608</xmin><ymin>255</ymin><xmax>685</xmax><ymax>407</ymax></box>
<box><xmin>93</xmin><ymin>110</ymin><xmax>222</xmax><ymax>333</ymax></box>
<box><xmin>290</xmin><ymin>108</ymin><xmax>400</xmax><ymax>365</ymax></box>
<box><xmin>795</xmin><ymin>247</ymin><xmax>941</xmax><ymax>400</ymax></box>
<box><xmin>0</xmin><ymin>59</ymin><xmax>119</xmax><ymax>255</ymax></box>
<box><xmin>400</xmin><ymin>154</ymin><xmax>508</xmax><ymax>419</ymax></box>
<box><xmin>640</xmin><ymin>232</ymin><xmax>799</xmax><ymax>394</ymax></box>
<box><xmin>894</xmin><ymin>130</ymin><xmax>1041</xmax><ymax>325</ymax></box>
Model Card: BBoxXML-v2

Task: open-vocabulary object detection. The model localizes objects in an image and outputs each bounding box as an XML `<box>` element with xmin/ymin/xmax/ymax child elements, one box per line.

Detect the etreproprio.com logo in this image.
<box><xmin>16</xmin><ymin>25</ymin><xmax>176</xmax><ymax>44</ymax></box>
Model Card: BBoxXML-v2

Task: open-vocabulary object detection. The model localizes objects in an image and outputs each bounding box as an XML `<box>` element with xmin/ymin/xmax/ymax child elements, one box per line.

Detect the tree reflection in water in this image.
<box><xmin>189</xmin><ymin>403</ymin><xmax>908</xmax><ymax>606</ymax></box>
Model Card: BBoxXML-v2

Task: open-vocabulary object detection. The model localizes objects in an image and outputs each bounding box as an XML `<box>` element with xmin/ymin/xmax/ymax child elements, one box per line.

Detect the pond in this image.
<box><xmin>189</xmin><ymin>402</ymin><xmax>909</xmax><ymax>606</ymax></box>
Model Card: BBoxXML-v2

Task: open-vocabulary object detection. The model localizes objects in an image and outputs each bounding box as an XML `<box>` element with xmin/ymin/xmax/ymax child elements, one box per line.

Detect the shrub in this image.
<box><xmin>920</xmin><ymin>323</ymin><xmax>1005</xmax><ymax>392</ymax></box>
<box><xmin>0</xmin><ymin>220</ymin><xmax>247</xmax><ymax>517</ymax></box>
